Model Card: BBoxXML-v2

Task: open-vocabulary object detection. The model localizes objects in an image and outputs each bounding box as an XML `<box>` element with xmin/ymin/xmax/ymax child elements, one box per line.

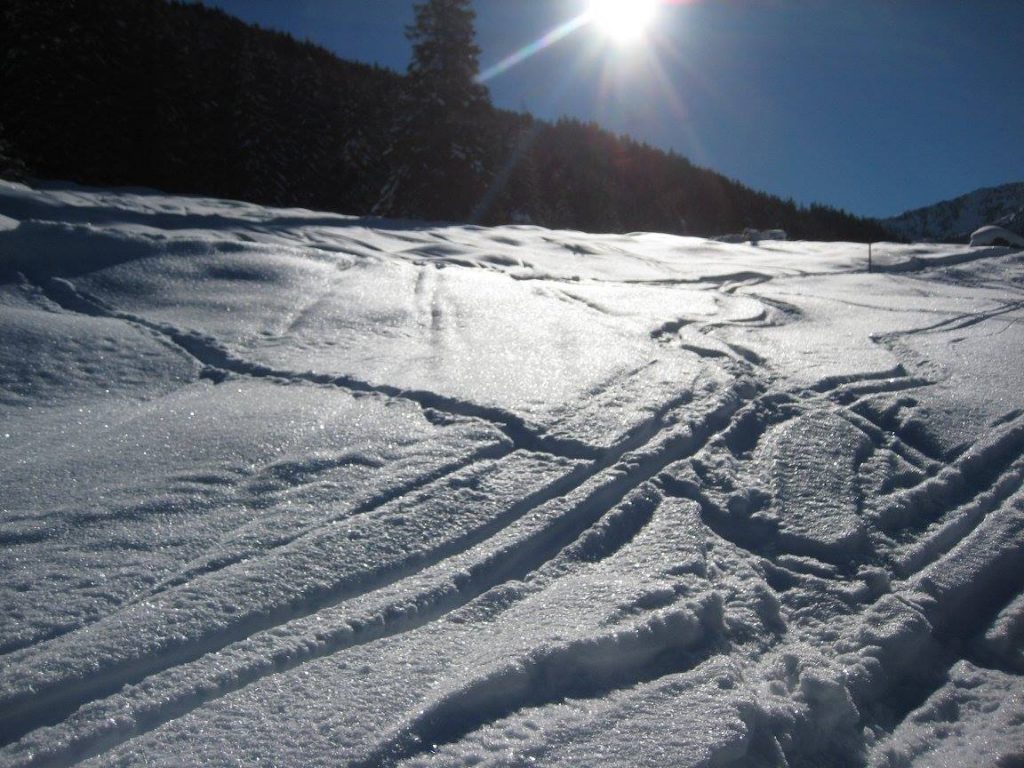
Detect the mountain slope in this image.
<box><xmin>0</xmin><ymin>0</ymin><xmax>889</xmax><ymax>241</ymax></box>
<box><xmin>883</xmin><ymin>182</ymin><xmax>1024</xmax><ymax>243</ymax></box>
<box><xmin>1</xmin><ymin>180</ymin><xmax>1023</xmax><ymax>767</ymax></box>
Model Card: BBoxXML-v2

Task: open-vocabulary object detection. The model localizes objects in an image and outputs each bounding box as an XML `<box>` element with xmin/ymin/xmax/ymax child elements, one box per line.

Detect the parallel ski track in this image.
<box><xmin>0</xmin><ymin>381</ymin><xmax>755</xmax><ymax>767</ymax></box>
<box><xmin>663</xmin><ymin>359</ymin><xmax>1024</xmax><ymax>754</ymax></box>
<box><xmin>0</xmin><ymin>280</ymin><xmax>757</xmax><ymax>765</ymax></box>
<box><xmin>7</xmin><ymin>264</ymin><xmax>1024</xmax><ymax>767</ymax></box>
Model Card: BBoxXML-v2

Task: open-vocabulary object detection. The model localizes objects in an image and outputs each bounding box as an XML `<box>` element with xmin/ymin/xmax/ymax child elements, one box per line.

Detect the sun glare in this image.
<box><xmin>587</xmin><ymin>0</ymin><xmax>658</xmax><ymax>44</ymax></box>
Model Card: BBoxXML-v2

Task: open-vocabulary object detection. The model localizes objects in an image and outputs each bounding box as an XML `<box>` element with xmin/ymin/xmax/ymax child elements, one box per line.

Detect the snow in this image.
<box><xmin>871</xmin><ymin>661</ymin><xmax>1024</xmax><ymax>767</ymax></box>
<box><xmin>970</xmin><ymin>225</ymin><xmax>1024</xmax><ymax>248</ymax></box>
<box><xmin>1</xmin><ymin>180</ymin><xmax>1023</xmax><ymax>767</ymax></box>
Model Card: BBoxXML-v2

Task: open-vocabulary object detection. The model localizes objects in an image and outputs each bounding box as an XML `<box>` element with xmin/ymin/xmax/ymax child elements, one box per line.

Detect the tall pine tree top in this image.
<box><xmin>375</xmin><ymin>0</ymin><xmax>493</xmax><ymax>222</ymax></box>
<box><xmin>406</xmin><ymin>0</ymin><xmax>488</xmax><ymax>111</ymax></box>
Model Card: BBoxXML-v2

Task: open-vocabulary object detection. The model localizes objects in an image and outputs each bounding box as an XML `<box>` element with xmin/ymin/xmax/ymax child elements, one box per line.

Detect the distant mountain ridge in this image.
<box><xmin>883</xmin><ymin>182</ymin><xmax>1024</xmax><ymax>243</ymax></box>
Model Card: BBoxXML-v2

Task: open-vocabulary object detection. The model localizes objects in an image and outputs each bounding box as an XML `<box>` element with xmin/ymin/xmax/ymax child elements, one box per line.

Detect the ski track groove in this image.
<box><xmin>867</xmin><ymin>491</ymin><xmax>1024</xmax><ymax>730</ymax></box>
<box><xmin>845</xmin><ymin>410</ymin><xmax>942</xmax><ymax>476</ymax></box>
<box><xmin>872</xmin><ymin>245</ymin><xmax>1020</xmax><ymax>275</ymax></box>
<box><xmin>349</xmin><ymin>396</ymin><xmax>758</xmax><ymax>768</ymax></box>
<box><xmin>0</xmin><ymin>451</ymin><xmax>592</xmax><ymax>749</ymax></box>
<box><xmin>648</xmin><ymin>363</ymin><xmax>1024</xmax><ymax>750</ymax></box>
<box><xmin>871</xmin><ymin>414</ymin><xmax>1024</xmax><ymax>536</ymax></box>
<box><xmin>0</xmin><ymin>446</ymin><xmax>514</xmax><ymax>663</ymax></box>
<box><xmin>20</xmin><ymin>272</ymin><xmax>718</xmax><ymax>604</ymax></box>
<box><xmin>14</xmin><ymin>260</ymin><xmax>1023</xmax><ymax>766</ymax></box>
<box><xmin>883</xmin><ymin>299</ymin><xmax>1024</xmax><ymax>339</ymax></box>
<box><xmin>889</xmin><ymin>448</ymin><xmax>1024</xmax><ymax>580</ymax></box>
<box><xmin>549</xmin><ymin>288</ymin><xmax>619</xmax><ymax>317</ymax></box>
<box><xmin>39</xmin><ymin>277</ymin><xmax>602</xmax><ymax>461</ymax></box>
<box><xmin>135</xmin><ymin>440</ymin><xmax>515</xmax><ymax>604</ymax></box>
<box><xmin>830</xmin><ymin>376</ymin><xmax>934</xmax><ymax>405</ymax></box>
<box><xmin>355</xmin><ymin>601</ymin><xmax>725</xmax><ymax>768</ymax></box>
<box><xmin>811</xmin><ymin>364</ymin><xmax>910</xmax><ymax>394</ymax></box>
<box><xmin>0</xmin><ymin>377</ymin><xmax>758</xmax><ymax>768</ymax></box>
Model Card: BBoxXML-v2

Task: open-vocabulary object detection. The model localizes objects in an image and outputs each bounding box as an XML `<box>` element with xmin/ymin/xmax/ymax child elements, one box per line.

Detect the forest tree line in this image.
<box><xmin>0</xmin><ymin>0</ymin><xmax>893</xmax><ymax>241</ymax></box>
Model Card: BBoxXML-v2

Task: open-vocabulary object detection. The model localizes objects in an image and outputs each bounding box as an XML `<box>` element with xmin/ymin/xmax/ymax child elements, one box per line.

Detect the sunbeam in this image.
<box><xmin>477</xmin><ymin>13</ymin><xmax>591</xmax><ymax>84</ymax></box>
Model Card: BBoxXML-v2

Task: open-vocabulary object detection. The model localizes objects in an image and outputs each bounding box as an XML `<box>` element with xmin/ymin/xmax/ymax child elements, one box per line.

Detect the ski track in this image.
<box><xmin>40</xmin><ymin>277</ymin><xmax>602</xmax><ymax>461</ymax></box>
<box><xmin>654</xmin><ymin>350</ymin><xmax>1024</xmax><ymax>751</ymax></box>
<box><xmin>2</xmin><ymin>269</ymin><xmax>755</xmax><ymax>762</ymax></box>
<box><xmin>133</xmin><ymin>438</ymin><xmax>515</xmax><ymax>603</ymax></box>
<box><xmin>0</xmin><ymin>364</ymin><xmax>756</xmax><ymax>766</ymax></box>
<box><xmin>2</xmin><ymin>200</ymin><xmax>1023</xmax><ymax>767</ymax></box>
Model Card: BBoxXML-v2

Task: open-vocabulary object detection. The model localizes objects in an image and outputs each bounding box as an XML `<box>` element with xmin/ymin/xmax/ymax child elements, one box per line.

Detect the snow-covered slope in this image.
<box><xmin>883</xmin><ymin>182</ymin><xmax>1024</xmax><ymax>243</ymax></box>
<box><xmin>1</xmin><ymin>180</ymin><xmax>1023</xmax><ymax>767</ymax></box>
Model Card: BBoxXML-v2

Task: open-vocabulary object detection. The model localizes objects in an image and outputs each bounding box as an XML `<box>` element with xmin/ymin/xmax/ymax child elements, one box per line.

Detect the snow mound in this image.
<box><xmin>970</xmin><ymin>225</ymin><xmax>1024</xmax><ymax>248</ymax></box>
<box><xmin>1</xmin><ymin>180</ymin><xmax>1023</xmax><ymax>767</ymax></box>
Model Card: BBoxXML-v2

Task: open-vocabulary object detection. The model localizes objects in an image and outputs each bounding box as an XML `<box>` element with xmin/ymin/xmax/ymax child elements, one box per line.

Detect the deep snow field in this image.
<box><xmin>1</xmin><ymin>180</ymin><xmax>1023</xmax><ymax>767</ymax></box>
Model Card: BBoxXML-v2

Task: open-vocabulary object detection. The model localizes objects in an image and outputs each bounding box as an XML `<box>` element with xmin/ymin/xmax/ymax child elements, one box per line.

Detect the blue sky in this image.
<box><xmin>193</xmin><ymin>0</ymin><xmax>1024</xmax><ymax>218</ymax></box>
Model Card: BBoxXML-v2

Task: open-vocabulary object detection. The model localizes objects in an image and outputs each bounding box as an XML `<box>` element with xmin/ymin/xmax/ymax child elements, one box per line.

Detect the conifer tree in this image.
<box><xmin>0</xmin><ymin>124</ymin><xmax>27</xmax><ymax>180</ymax></box>
<box><xmin>375</xmin><ymin>0</ymin><xmax>492</xmax><ymax>221</ymax></box>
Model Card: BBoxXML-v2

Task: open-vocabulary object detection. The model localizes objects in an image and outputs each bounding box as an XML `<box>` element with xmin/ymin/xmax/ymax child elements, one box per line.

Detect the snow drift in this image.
<box><xmin>1</xmin><ymin>180</ymin><xmax>1023</xmax><ymax>767</ymax></box>
<box><xmin>971</xmin><ymin>225</ymin><xmax>1024</xmax><ymax>248</ymax></box>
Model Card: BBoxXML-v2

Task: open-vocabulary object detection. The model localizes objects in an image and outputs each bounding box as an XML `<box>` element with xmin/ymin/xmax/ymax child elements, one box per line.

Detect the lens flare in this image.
<box><xmin>587</xmin><ymin>0</ymin><xmax>658</xmax><ymax>44</ymax></box>
<box><xmin>477</xmin><ymin>14</ymin><xmax>590</xmax><ymax>83</ymax></box>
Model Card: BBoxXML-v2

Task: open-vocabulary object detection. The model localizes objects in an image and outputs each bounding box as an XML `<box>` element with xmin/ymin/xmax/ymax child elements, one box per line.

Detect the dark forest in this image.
<box><xmin>0</xmin><ymin>0</ymin><xmax>893</xmax><ymax>241</ymax></box>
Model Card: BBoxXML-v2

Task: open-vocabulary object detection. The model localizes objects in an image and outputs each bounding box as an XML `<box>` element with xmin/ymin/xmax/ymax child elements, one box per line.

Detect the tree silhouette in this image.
<box><xmin>0</xmin><ymin>0</ymin><xmax>895</xmax><ymax>241</ymax></box>
<box><xmin>375</xmin><ymin>0</ymin><xmax>492</xmax><ymax>221</ymax></box>
<box><xmin>0</xmin><ymin>124</ymin><xmax>26</xmax><ymax>180</ymax></box>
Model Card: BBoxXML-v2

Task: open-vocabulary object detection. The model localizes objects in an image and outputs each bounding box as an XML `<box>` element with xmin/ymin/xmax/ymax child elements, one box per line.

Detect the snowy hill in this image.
<box><xmin>883</xmin><ymin>182</ymin><xmax>1024</xmax><ymax>243</ymax></box>
<box><xmin>1</xmin><ymin>180</ymin><xmax>1023</xmax><ymax>767</ymax></box>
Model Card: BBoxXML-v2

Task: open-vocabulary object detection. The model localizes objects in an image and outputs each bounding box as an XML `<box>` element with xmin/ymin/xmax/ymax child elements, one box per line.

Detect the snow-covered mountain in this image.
<box><xmin>883</xmin><ymin>182</ymin><xmax>1024</xmax><ymax>242</ymax></box>
<box><xmin>1</xmin><ymin>181</ymin><xmax>1023</xmax><ymax>768</ymax></box>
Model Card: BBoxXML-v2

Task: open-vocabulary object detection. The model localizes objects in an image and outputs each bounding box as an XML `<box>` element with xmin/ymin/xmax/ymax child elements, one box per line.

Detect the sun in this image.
<box><xmin>587</xmin><ymin>0</ymin><xmax>659</xmax><ymax>44</ymax></box>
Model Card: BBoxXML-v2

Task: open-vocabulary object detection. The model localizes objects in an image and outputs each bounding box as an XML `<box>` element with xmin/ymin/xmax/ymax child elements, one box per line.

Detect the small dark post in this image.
<box><xmin>868</xmin><ymin>242</ymin><xmax>873</xmax><ymax>273</ymax></box>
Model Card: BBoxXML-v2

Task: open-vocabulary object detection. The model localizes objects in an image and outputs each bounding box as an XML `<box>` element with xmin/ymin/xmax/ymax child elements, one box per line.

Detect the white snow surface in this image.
<box><xmin>1</xmin><ymin>180</ymin><xmax>1023</xmax><ymax>767</ymax></box>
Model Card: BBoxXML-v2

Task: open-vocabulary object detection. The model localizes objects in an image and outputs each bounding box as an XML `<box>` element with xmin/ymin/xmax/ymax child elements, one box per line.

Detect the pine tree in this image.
<box><xmin>0</xmin><ymin>124</ymin><xmax>27</xmax><ymax>180</ymax></box>
<box><xmin>375</xmin><ymin>0</ymin><xmax>492</xmax><ymax>222</ymax></box>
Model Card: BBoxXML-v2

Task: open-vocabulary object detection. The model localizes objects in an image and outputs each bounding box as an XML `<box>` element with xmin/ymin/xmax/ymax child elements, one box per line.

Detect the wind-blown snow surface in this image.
<box><xmin>1</xmin><ymin>180</ymin><xmax>1023</xmax><ymax>768</ymax></box>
